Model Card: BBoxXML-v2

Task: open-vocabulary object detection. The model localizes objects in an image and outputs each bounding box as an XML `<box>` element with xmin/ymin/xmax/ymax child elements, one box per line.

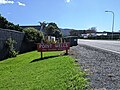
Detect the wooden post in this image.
<box><xmin>65</xmin><ymin>49</ymin><xmax>68</xmax><ymax>55</ymax></box>
<box><xmin>41</xmin><ymin>51</ymin><xmax>43</xmax><ymax>59</ymax></box>
<box><xmin>41</xmin><ymin>47</ymin><xmax>43</xmax><ymax>59</ymax></box>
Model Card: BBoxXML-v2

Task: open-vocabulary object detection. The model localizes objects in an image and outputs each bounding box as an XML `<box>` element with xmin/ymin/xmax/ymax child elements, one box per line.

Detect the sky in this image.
<box><xmin>0</xmin><ymin>0</ymin><xmax>120</xmax><ymax>32</ymax></box>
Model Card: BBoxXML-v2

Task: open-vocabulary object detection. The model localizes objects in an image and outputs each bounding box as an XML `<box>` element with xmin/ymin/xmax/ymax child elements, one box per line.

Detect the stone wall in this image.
<box><xmin>0</xmin><ymin>28</ymin><xmax>25</xmax><ymax>60</ymax></box>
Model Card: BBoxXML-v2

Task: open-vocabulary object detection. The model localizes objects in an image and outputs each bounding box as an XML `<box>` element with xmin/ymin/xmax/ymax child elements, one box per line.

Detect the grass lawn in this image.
<box><xmin>0</xmin><ymin>51</ymin><xmax>88</xmax><ymax>90</ymax></box>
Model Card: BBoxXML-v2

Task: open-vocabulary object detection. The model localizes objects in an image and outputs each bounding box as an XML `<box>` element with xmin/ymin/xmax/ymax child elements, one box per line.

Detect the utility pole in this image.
<box><xmin>105</xmin><ymin>11</ymin><xmax>114</xmax><ymax>40</ymax></box>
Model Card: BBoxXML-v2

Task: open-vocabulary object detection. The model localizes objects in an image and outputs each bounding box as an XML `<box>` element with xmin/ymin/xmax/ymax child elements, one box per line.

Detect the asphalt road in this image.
<box><xmin>78</xmin><ymin>39</ymin><xmax>120</xmax><ymax>54</ymax></box>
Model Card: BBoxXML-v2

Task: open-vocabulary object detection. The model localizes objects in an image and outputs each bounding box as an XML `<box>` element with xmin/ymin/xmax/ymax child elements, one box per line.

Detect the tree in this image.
<box><xmin>23</xmin><ymin>27</ymin><xmax>44</xmax><ymax>43</ymax></box>
<box><xmin>88</xmin><ymin>27</ymin><xmax>97</xmax><ymax>32</ymax></box>
<box><xmin>46</xmin><ymin>25</ymin><xmax>55</xmax><ymax>36</ymax></box>
<box><xmin>45</xmin><ymin>22</ymin><xmax>62</xmax><ymax>38</ymax></box>
<box><xmin>48</xmin><ymin>23</ymin><xmax>60</xmax><ymax>30</ymax></box>
<box><xmin>54</xmin><ymin>30</ymin><xmax>62</xmax><ymax>38</ymax></box>
<box><xmin>0</xmin><ymin>14</ymin><xmax>22</xmax><ymax>31</ymax></box>
<box><xmin>39</xmin><ymin>21</ymin><xmax>48</xmax><ymax>32</ymax></box>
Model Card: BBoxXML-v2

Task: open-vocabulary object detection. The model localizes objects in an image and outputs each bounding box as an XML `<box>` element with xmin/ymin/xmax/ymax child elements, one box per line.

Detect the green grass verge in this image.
<box><xmin>0</xmin><ymin>51</ymin><xmax>88</xmax><ymax>90</ymax></box>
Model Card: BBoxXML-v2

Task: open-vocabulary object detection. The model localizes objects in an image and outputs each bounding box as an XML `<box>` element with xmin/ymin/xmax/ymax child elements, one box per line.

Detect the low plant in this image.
<box><xmin>5</xmin><ymin>37</ymin><xmax>18</xmax><ymax>57</ymax></box>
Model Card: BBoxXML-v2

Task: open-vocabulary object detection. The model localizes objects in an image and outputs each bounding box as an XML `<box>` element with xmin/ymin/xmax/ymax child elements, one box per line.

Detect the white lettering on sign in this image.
<box><xmin>37</xmin><ymin>42</ymin><xmax>70</xmax><ymax>52</ymax></box>
<box><xmin>39</xmin><ymin>44</ymin><xmax>52</xmax><ymax>49</ymax></box>
<box><xmin>55</xmin><ymin>43</ymin><xmax>68</xmax><ymax>48</ymax></box>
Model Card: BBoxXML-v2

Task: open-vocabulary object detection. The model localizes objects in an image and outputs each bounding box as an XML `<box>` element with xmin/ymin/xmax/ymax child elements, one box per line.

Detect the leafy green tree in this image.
<box><xmin>45</xmin><ymin>22</ymin><xmax>62</xmax><ymax>38</ymax></box>
<box><xmin>54</xmin><ymin>30</ymin><xmax>62</xmax><ymax>38</ymax></box>
<box><xmin>23</xmin><ymin>27</ymin><xmax>44</xmax><ymax>43</ymax></box>
<box><xmin>0</xmin><ymin>14</ymin><xmax>22</xmax><ymax>31</ymax></box>
<box><xmin>48</xmin><ymin>23</ymin><xmax>59</xmax><ymax>30</ymax></box>
<box><xmin>0</xmin><ymin>14</ymin><xmax>8</xmax><ymax>29</ymax></box>
<box><xmin>46</xmin><ymin>24</ymin><xmax>55</xmax><ymax>36</ymax></box>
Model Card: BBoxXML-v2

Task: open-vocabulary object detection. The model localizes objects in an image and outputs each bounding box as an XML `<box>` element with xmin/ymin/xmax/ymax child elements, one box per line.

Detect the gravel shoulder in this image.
<box><xmin>69</xmin><ymin>45</ymin><xmax>120</xmax><ymax>90</ymax></box>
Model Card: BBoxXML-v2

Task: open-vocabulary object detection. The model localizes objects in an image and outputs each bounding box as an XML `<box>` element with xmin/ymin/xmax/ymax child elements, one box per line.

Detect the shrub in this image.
<box><xmin>8</xmin><ymin>50</ymin><xmax>18</xmax><ymax>57</ymax></box>
<box><xmin>5</xmin><ymin>38</ymin><xmax>18</xmax><ymax>57</ymax></box>
<box><xmin>23</xmin><ymin>27</ymin><xmax>44</xmax><ymax>43</ymax></box>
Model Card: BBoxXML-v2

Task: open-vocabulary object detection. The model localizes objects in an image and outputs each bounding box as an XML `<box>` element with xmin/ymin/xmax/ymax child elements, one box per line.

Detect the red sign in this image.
<box><xmin>37</xmin><ymin>42</ymin><xmax>70</xmax><ymax>52</ymax></box>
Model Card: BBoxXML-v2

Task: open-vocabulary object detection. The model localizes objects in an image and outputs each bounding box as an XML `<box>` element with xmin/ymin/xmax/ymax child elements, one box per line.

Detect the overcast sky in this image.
<box><xmin>0</xmin><ymin>0</ymin><xmax>120</xmax><ymax>32</ymax></box>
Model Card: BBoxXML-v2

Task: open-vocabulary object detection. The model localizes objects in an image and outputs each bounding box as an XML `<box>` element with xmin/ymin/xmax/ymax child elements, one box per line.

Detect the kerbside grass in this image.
<box><xmin>0</xmin><ymin>51</ymin><xmax>88</xmax><ymax>90</ymax></box>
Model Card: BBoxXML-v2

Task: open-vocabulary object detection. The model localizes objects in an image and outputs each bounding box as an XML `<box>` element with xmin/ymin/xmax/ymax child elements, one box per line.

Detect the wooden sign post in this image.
<box><xmin>37</xmin><ymin>42</ymin><xmax>70</xmax><ymax>59</ymax></box>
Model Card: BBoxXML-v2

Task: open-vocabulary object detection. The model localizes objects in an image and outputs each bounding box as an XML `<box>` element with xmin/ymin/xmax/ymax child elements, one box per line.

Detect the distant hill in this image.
<box><xmin>60</xmin><ymin>29</ymin><xmax>72</xmax><ymax>36</ymax></box>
